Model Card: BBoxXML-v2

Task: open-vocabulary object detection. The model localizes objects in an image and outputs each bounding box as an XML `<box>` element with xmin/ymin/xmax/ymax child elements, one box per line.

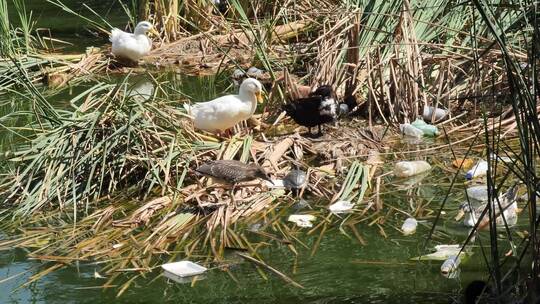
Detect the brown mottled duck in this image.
<box><xmin>195</xmin><ymin>160</ymin><xmax>273</xmax><ymax>186</ymax></box>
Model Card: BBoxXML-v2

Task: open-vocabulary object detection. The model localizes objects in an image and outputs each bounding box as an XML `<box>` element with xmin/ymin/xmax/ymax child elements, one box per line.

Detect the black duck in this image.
<box><xmin>282</xmin><ymin>85</ymin><xmax>338</xmax><ymax>137</ymax></box>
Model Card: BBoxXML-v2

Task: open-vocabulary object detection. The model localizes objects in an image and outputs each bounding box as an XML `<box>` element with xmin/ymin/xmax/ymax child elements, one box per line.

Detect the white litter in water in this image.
<box><xmin>465</xmin><ymin>160</ymin><xmax>488</xmax><ymax>180</ymax></box>
<box><xmin>161</xmin><ymin>261</ymin><xmax>207</xmax><ymax>278</ymax></box>
<box><xmin>288</xmin><ymin>214</ymin><xmax>316</xmax><ymax>228</ymax></box>
<box><xmin>411</xmin><ymin>244</ymin><xmax>466</xmax><ymax>261</ymax></box>
<box><xmin>401</xmin><ymin>217</ymin><xmax>418</xmax><ymax>236</ymax></box>
<box><xmin>489</xmin><ymin>153</ymin><xmax>514</xmax><ymax>164</ymax></box>
<box><xmin>466</xmin><ymin>185</ymin><xmax>488</xmax><ymax>201</ymax></box>
<box><xmin>394</xmin><ymin>161</ymin><xmax>431</xmax><ymax>177</ymax></box>
<box><xmin>440</xmin><ymin>255</ymin><xmax>461</xmax><ymax>275</ymax></box>
<box><xmin>329</xmin><ymin>200</ymin><xmax>355</xmax><ymax>213</ymax></box>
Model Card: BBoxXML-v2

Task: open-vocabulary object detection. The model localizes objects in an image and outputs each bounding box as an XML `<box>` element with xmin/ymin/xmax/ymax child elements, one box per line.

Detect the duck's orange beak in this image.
<box><xmin>255</xmin><ymin>91</ymin><xmax>263</xmax><ymax>103</ymax></box>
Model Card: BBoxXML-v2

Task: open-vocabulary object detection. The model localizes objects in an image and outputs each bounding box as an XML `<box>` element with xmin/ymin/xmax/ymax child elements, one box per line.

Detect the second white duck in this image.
<box><xmin>185</xmin><ymin>78</ymin><xmax>263</xmax><ymax>134</ymax></box>
<box><xmin>110</xmin><ymin>21</ymin><xmax>154</xmax><ymax>63</ymax></box>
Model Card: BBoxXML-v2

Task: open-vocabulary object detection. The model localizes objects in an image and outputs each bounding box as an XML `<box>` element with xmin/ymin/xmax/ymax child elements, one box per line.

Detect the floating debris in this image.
<box><xmin>394</xmin><ymin>161</ymin><xmax>431</xmax><ymax>177</ymax></box>
<box><xmin>465</xmin><ymin>160</ymin><xmax>488</xmax><ymax>180</ymax></box>
<box><xmin>411</xmin><ymin>119</ymin><xmax>439</xmax><ymax>136</ymax></box>
<box><xmin>466</xmin><ymin>185</ymin><xmax>488</xmax><ymax>202</ymax></box>
<box><xmin>422</xmin><ymin>106</ymin><xmax>448</xmax><ymax>122</ymax></box>
<box><xmin>161</xmin><ymin>261</ymin><xmax>207</xmax><ymax>278</ymax></box>
<box><xmin>399</xmin><ymin>123</ymin><xmax>424</xmax><ymax>138</ymax></box>
<box><xmin>287</xmin><ymin>214</ymin><xmax>316</xmax><ymax>228</ymax></box>
<box><xmin>283</xmin><ymin>169</ymin><xmax>308</xmax><ymax>189</ymax></box>
<box><xmin>411</xmin><ymin>244</ymin><xmax>469</xmax><ymax>261</ymax></box>
<box><xmin>489</xmin><ymin>153</ymin><xmax>514</xmax><ymax>164</ymax></box>
<box><xmin>401</xmin><ymin>218</ymin><xmax>418</xmax><ymax>236</ymax></box>
<box><xmin>329</xmin><ymin>200</ymin><xmax>354</xmax><ymax>213</ymax></box>
<box><xmin>440</xmin><ymin>255</ymin><xmax>461</xmax><ymax>275</ymax></box>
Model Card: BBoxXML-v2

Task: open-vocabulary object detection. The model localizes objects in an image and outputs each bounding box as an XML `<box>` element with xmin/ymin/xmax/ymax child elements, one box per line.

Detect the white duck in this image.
<box><xmin>110</xmin><ymin>21</ymin><xmax>154</xmax><ymax>62</ymax></box>
<box><xmin>185</xmin><ymin>78</ymin><xmax>263</xmax><ymax>134</ymax></box>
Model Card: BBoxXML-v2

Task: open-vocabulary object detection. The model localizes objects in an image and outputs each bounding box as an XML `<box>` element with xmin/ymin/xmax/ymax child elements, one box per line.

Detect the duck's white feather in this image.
<box><xmin>191</xmin><ymin>94</ymin><xmax>255</xmax><ymax>132</ymax></box>
<box><xmin>187</xmin><ymin>78</ymin><xmax>262</xmax><ymax>133</ymax></box>
<box><xmin>110</xmin><ymin>28</ymin><xmax>151</xmax><ymax>62</ymax></box>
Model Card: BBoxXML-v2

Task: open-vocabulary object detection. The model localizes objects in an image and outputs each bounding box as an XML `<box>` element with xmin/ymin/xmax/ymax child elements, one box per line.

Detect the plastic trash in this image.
<box><xmin>394</xmin><ymin>161</ymin><xmax>431</xmax><ymax>177</ymax></box>
<box><xmin>329</xmin><ymin>200</ymin><xmax>354</xmax><ymax>213</ymax></box>
<box><xmin>440</xmin><ymin>255</ymin><xmax>461</xmax><ymax>275</ymax></box>
<box><xmin>161</xmin><ymin>261</ymin><xmax>207</xmax><ymax>278</ymax></box>
<box><xmin>465</xmin><ymin>160</ymin><xmax>488</xmax><ymax>180</ymax></box>
<box><xmin>399</xmin><ymin>123</ymin><xmax>424</xmax><ymax>138</ymax></box>
<box><xmin>489</xmin><ymin>153</ymin><xmax>513</xmax><ymax>164</ymax></box>
<box><xmin>288</xmin><ymin>214</ymin><xmax>316</xmax><ymax>228</ymax></box>
<box><xmin>422</xmin><ymin>106</ymin><xmax>448</xmax><ymax>122</ymax></box>
<box><xmin>466</xmin><ymin>185</ymin><xmax>488</xmax><ymax>201</ymax></box>
<box><xmin>411</xmin><ymin>119</ymin><xmax>439</xmax><ymax>136</ymax></box>
<box><xmin>410</xmin><ymin>244</ymin><xmax>470</xmax><ymax>261</ymax></box>
<box><xmin>401</xmin><ymin>217</ymin><xmax>418</xmax><ymax>235</ymax></box>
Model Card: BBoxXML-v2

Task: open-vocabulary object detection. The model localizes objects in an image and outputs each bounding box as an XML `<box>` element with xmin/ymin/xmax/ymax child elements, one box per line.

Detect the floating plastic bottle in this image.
<box><xmin>399</xmin><ymin>123</ymin><xmax>424</xmax><ymax>138</ymax></box>
<box><xmin>440</xmin><ymin>255</ymin><xmax>461</xmax><ymax>275</ymax></box>
<box><xmin>394</xmin><ymin>161</ymin><xmax>431</xmax><ymax>177</ymax></box>
<box><xmin>411</xmin><ymin>119</ymin><xmax>439</xmax><ymax>136</ymax></box>
<box><xmin>401</xmin><ymin>217</ymin><xmax>418</xmax><ymax>235</ymax></box>
<box><xmin>466</xmin><ymin>185</ymin><xmax>488</xmax><ymax>201</ymax></box>
<box><xmin>465</xmin><ymin>160</ymin><xmax>488</xmax><ymax>180</ymax></box>
<box><xmin>423</xmin><ymin>106</ymin><xmax>448</xmax><ymax>121</ymax></box>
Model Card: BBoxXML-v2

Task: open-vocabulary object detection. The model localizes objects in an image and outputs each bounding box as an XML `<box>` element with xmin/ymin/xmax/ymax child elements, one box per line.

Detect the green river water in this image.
<box><xmin>0</xmin><ymin>1</ymin><xmax>523</xmax><ymax>303</ymax></box>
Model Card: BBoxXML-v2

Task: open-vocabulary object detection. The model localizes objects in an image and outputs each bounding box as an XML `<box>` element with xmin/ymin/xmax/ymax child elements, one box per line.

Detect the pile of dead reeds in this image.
<box><xmin>0</xmin><ymin>74</ymin><xmax>380</xmax><ymax>292</ymax></box>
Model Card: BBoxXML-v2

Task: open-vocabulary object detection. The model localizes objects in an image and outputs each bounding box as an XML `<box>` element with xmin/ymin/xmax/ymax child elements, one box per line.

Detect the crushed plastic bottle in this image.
<box><xmin>440</xmin><ymin>255</ymin><xmax>461</xmax><ymax>275</ymax></box>
<box><xmin>411</xmin><ymin>119</ymin><xmax>439</xmax><ymax>136</ymax></box>
<box><xmin>465</xmin><ymin>160</ymin><xmax>488</xmax><ymax>180</ymax></box>
<box><xmin>401</xmin><ymin>217</ymin><xmax>418</xmax><ymax>235</ymax></box>
<box><xmin>394</xmin><ymin>161</ymin><xmax>431</xmax><ymax>177</ymax></box>
<box><xmin>399</xmin><ymin>123</ymin><xmax>424</xmax><ymax>138</ymax></box>
<box><xmin>466</xmin><ymin>185</ymin><xmax>488</xmax><ymax>201</ymax></box>
<box><xmin>423</xmin><ymin>106</ymin><xmax>448</xmax><ymax>122</ymax></box>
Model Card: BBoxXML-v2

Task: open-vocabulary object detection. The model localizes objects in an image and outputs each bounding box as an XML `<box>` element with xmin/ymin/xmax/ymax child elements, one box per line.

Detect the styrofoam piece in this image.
<box><xmin>288</xmin><ymin>214</ymin><xmax>316</xmax><ymax>228</ymax></box>
<box><xmin>161</xmin><ymin>261</ymin><xmax>207</xmax><ymax>278</ymax></box>
<box><xmin>329</xmin><ymin>200</ymin><xmax>355</xmax><ymax>213</ymax></box>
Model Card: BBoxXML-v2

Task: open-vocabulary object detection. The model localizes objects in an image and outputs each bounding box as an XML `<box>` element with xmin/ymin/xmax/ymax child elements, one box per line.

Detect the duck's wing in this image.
<box><xmin>110</xmin><ymin>28</ymin><xmax>131</xmax><ymax>43</ymax></box>
<box><xmin>210</xmin><ymin>160</ymin><xmax>252</xmax><ymax>182</ymax></box>
<box><xmin>192</xmin><ymin>95</ymin><xmax>243</xmax><ymax>118</ymax></box>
